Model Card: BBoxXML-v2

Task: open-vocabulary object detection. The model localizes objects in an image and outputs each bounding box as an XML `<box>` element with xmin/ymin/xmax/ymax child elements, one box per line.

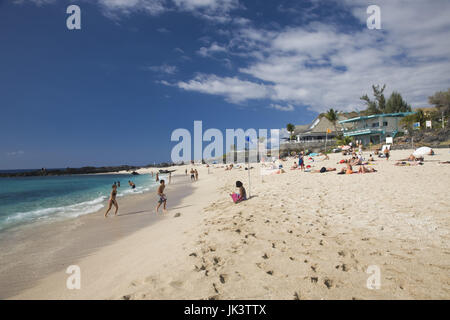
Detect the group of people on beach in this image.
<box><xmin>188</xmin><ymin>168</ymin><xmax>199</xmax><ymax>181</ymax></box>
<box><xmin>105</xmin><ymin>173</ymin><xmax>167</xmax><ymax>217</ymax></box>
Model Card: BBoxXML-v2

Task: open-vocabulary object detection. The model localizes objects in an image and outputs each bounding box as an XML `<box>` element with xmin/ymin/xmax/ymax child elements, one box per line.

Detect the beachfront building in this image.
<box><xmin>339</xmin><ymin>112</ymin><xmax>415</xmax><ymax>145</ymax></box>
<box><xmin>288</xmin><ymin>115</ymin><xmax>351</xmax><ymax>144</ymax></box>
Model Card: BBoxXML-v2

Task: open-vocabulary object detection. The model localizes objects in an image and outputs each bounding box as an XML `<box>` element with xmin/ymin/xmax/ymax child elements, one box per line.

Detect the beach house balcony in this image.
<box><xmin>339</xmin><ymin>112</ymin><xmax>414</xmax><ymax>145</ymax></box>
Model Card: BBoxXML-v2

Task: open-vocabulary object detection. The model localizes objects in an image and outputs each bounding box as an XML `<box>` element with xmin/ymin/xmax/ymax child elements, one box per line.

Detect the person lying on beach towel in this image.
<box><xmin>230</xmin><ymin>181</ymin><xmax>247</xmax><ymax>203</ymax></box>
<box><xmin>394</xmin><ymin>161</ymin><xmax>424</xmax><ymax>166</ymax></box>
<box><xmin>358</xmin><ymin>165</ymin><xmax>377</xmax><ymax>173</ymax></box>
<box><xmin>312</xmin><ymin>167</ymin><xmax>336</xmax><ymax>173</ymax></box>
<box><xmin>337</xmin><ymin>163</ymin><xmax>356</xmax><ymax>175</ymax></box>
<box><xmin>439</xmin><ymin>161</ymin><xmax>450</xmax><ymax>164</ymax></box>
<box><xmin>399</xmin><ymin>155</ymin><xmax>424</xmax><ymax>162</ymax></box>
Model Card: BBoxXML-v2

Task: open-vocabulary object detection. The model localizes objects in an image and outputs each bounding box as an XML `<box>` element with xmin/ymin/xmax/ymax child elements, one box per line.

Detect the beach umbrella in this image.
<box><xmin>413</xmin><ymin>146</ymin><xmax>434</xmax><ymax>157</ymax></box>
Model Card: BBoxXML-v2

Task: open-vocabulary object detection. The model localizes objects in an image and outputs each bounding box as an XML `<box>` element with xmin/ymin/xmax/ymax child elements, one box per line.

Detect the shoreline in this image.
<box><xmin>0</xmin><ymin>172</ymin><xmax>192</xmax><ymax>299</ymax></box>
<box><xmin>4</xmin><ymin>149</ymin><xmax>450</xmax><ymax>299</ymax></box>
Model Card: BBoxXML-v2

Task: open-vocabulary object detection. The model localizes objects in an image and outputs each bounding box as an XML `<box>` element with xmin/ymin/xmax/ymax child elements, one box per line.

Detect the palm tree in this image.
<box><xmin>286</xmin><ymin>123</ymin><xmax>295</xmax><ymax>141</ymax></box>
<box><xmin>324</xmin><ymin>108</ymin><xmax>339</xmax><ymax>134</ymax></box>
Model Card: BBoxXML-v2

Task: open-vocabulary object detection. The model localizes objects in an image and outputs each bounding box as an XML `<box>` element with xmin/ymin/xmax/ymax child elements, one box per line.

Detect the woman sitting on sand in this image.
<box><xmin>105</xmin><ymin>184</ymin><xmax>119</xmax><ymax>217</ymax></box>
<box><xmin>230</xmin><ymin>181</ymin><xmax>247</xmax><ymax>203</ymax></box>
<box><xmin>290</xmin><ymin>162</ymin><xmax>298</xmax><ymax>170</ymax></box>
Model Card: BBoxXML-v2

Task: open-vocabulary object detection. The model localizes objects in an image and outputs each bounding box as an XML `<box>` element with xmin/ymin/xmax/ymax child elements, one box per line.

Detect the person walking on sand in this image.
<box><xmin>185</xmin><ymin>168</ymin><xmax>187</xmax><ymax>176</ymax></box>
<box><xmin>156</xmin><ymin>172</ymin><xmax>159</xmax><ymax>182</ymax></box>
<box><xmin>190</xmin><ymin>168</ymin><xmax>195</xmax><ymax>181</ymax></box>
<box><xmin>298</xmin><ymin>151</ymin><xmax>305</xmax><ymax>171</ymax></box>
<box><xmin>156</xmin><ymin>180</ymin><xmax>167</xmax><ymax>213</ymax></box>
<box><xmin>105</xmin><ymin>184</ymin><xmax>119</xmax><ymax>217</ymax></box>
<box><xmin>194</xmin><ymin>169</ymin><xmax>199</xmax><ymax>181</ymax></box>
<box><xmin>169</xmin><ymin>172</ymin><xmax>172</xmax><ymax>184</ymax></box>
<box><xmin>384</xmin><ymin>147</ymin><xmax>390</xmax><ymax>161</ymax></box>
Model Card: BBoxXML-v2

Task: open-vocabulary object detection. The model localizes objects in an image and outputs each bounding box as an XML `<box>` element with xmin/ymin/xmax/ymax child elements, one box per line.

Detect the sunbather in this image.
<box><xmin>338</xmin><ymin>163</ymin><xmax>356</xmax><ymax>175</ymax></box>
<box><xmin>358</xmin><ymin>165</ymin><xmax>377</xmax><ymax>173</ymax></box>
<box><xmin>230</xmin><ymin>181</ymin><xmax>247</xmax><ymax>203</ymax></box>
<box><xmin>399</xmin><ymin>154</ymin><xmax>424</xmax><ymax>162</ymax></box>
<box><xmin>313</xmin><ymin>167</ymin><xmax>336</xmax><ymax>173</ymax></box>
<box><xmin>395</xmin><ymin>161</ymin><xmax>424</xmax><ymax>166</ymax></box>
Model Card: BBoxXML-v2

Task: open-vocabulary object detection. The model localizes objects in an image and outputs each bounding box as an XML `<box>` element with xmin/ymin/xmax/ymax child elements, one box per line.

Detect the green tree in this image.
<box><xmin>324</xmin><ymin>108</ymin><xmax>339</xmax><ymax>133</ymax></box>
<box><xmin>428</xmin><ymin>89</ymin><xmax>450</xmax><ymax>127</ymax></box>
<box><xmin>400</xmin><ymin>109</ymin><xmax>425</xmax><ymax>132</ymax></box>
<box><xmin>360</xmin><ymin>84</ymin><xmax>386</xmax><ymax>115</ymax></box>
<box><xmin>386</xmin><ymin>91</ymin><xmax>412</xmax><ymax>113</ymax></box>
<box><xmin>286</xmin><ymin>123</ymin><xmax>295</xmax><ymax>141</ymax></box>
<box><xmin>337</xmin><ymin>135</ymin><xmax>353</xmax><ymax>146</ymax></box>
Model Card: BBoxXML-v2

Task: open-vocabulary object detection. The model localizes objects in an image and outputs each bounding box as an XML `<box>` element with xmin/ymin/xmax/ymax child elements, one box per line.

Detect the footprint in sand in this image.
<box><xmin>219</xmin><ymin>274</ymin><xmax>228</xmax><ymax>284</ymax></box>
<box><xmin>323</xmin><ymin>278</ymin><xmax>334</xmax><ymax>289</ymax></box>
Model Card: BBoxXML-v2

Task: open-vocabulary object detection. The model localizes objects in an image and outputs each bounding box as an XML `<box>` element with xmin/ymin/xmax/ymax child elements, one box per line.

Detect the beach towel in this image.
<box><xmin>230</xmin><ymin>193</ymin><xmax>244</xmax><ymax>203</ymax></box>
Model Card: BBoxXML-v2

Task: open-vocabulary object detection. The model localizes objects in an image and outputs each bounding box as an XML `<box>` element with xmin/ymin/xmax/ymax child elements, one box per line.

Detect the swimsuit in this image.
<box><xmin>158</xmin><ymin>195</ymin><xmax>167</xmax><ymax>203</ymax></box>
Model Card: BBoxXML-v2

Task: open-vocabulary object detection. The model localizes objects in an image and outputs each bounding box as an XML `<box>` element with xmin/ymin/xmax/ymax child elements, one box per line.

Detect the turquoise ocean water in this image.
<box><xmin>0</xmin><ymin>173</ymin><xmax>161</xmax><ymax>232</ymax></box>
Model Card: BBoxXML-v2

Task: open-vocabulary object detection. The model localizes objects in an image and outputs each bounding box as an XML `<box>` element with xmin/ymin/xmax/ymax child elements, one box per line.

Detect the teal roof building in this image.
<box><xmin>338</xmin><ymin>112</ymin><xmax>415</xmax><ymax>145</ymax></box>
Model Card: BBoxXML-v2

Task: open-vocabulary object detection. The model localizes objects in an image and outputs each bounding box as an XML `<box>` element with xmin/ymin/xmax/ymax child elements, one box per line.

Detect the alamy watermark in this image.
<box><xmin>366</xmin><ymin>265</ymin><xmax>381</xmax><ymax>290</ymax></box>
<box><xmin>367</xmin><ymin>5</ymin><xmax>381</xmax><ymax>30</ymax></box>
<box><xmin>66</xmin><ymin>265</ymin><xmax>81</xmax><ymax>290</ymax></box>
<box><xmin>66</xmin><ymin>5</ymin><xmax>81</xmax><ymax>30</ymax></box>
<box><xmin>170</xmin><ymin>121</ymin><xmax>280</xmax><ymax>164</ymax></box>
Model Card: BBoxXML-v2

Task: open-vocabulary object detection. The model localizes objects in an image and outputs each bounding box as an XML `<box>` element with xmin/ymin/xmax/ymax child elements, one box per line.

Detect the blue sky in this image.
<box><xmin>1</xmin><ymin>0</ymin><xmax>449</xmax><ymax>169</ymax></box>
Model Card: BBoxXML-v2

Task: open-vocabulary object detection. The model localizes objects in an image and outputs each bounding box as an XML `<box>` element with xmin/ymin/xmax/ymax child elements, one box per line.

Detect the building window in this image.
<box><xmin>383</xmin><ymin>121</ymin><xmax>388</xmax><ymax>126</ymax></box>
<box><xmin>372</xmin><ymin>122</ymin><xmax>379</xmax><ymax>128</ymax></box>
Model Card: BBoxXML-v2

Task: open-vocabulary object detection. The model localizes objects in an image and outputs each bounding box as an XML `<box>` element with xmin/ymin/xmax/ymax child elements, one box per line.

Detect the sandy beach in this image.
<box><xmin>3</xmin><ymin>148</ymin><xmax>450</xmax><ymax>300</ymax></box>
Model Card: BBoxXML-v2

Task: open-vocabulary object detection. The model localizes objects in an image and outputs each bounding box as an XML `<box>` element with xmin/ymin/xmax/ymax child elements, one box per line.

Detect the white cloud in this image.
<box><xmin>144</xmin><ymin>64</ymin><xmax>178</xmax><ymax>74</ymax></box>
<box><xmin>176</xmin><ymin>74</ymin><xmax>271</xmax><ymax>103</ymax></box>
<box><xmin>197</xmin><ymin>43</ymin><xmax>228</xmax><ymax>57</ymax></box>
<box><xmin>269</xmin><ymin>104</ymin><xmax>295</xmax><ymax>112</ymax></box>
<box><xmin>98</xmin><ymin>0</ymin><xmax>167</xmax><ymax>17</ymax></box>
<box><xmin>175</xmin><ymin>0</ymin><xmax>450</xmax><ymax>112</ymax></box>
<box><xmin>20</xmin><ymin>0</ymin><xmax>241</xmax><ymax>22</ymax></box>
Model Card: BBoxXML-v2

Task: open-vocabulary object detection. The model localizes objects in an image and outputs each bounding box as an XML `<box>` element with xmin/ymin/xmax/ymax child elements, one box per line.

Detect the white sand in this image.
<box><xmin>9</xmin><ymin>148</ymin><xmax>450</xmax><ymax>299</ymax></box>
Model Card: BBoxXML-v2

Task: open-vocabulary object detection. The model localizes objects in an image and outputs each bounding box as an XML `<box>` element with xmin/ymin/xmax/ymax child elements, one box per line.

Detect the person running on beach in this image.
<box><xmin>156</xmin><ymin>180</ymin><xmax>167</xmax><ymax>213</ymax></box>
<box><xmin>190</xmin><ymin>168</ymin><xmax>195</xmax><ymax>181</ymax></box>
<box><xmin>194</xmin><ymin>169</ymin><xmax>199</xmax><ymax>181</ymax></box>
<box><xmin>105</xmin><ymin>185</ymin><xmax>119</xmax><ymax>217</ymax></box>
